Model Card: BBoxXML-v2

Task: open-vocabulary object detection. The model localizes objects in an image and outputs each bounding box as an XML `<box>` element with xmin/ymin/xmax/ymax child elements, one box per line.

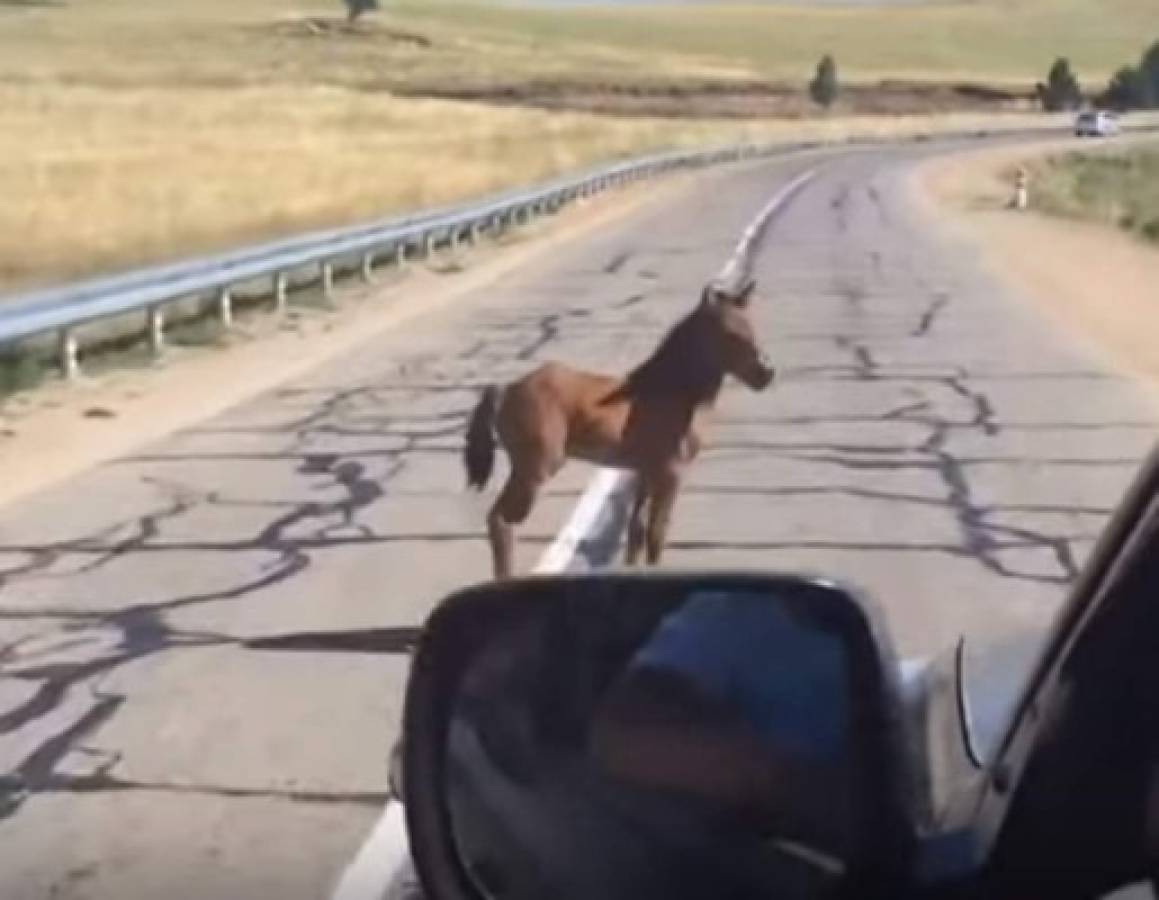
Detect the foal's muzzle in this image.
<box><xmin>743</xmin><ymin>354</ymin><xmax>776</xmax><ymax>391</ymax></box>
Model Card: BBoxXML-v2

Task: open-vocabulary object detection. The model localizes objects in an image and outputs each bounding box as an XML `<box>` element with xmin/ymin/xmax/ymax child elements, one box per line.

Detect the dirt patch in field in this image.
<box><xmin>912</xmin><ymin>137</ymin><xmax>1159</xmax><ymax>396</ymax></box>
<box><xmin>391</xmin><ymin>79</ymin><xmax>1037</xmax><ymax>119</ymax></box>
<box><xmin>265</xmin><ymin>16</ymin><xmax>433</xmax><ymax>47</ymax></box>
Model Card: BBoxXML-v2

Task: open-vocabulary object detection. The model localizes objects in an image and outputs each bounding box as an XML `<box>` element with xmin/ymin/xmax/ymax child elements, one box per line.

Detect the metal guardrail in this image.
<box><xmin>1</xmin><ymin>119</ymin><xmax>1152</xmax><ymax>379</ymax></box>
<box><xmin>0</xmin><ymin>142</ymin><xmax>775</xmax><ymax>377</ymax></box>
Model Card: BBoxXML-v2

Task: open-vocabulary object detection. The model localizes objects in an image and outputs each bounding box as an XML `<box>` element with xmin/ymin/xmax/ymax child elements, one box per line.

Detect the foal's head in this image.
<box><xmin>696</xmin><ymin>278</ymin><xmax>775</xmax><ymax>391</ymax></box>
<box><xmin>619</xmin><ymin>277</ymin><xmax>774</xmax><ymax>403</ymax></box>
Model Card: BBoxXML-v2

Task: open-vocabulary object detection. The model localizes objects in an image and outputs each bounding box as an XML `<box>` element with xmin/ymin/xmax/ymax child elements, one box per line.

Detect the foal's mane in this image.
<box><xmin>610</xmin><ymin>303</ymin><xmax>724</xmax><ymax>403</ymax></box>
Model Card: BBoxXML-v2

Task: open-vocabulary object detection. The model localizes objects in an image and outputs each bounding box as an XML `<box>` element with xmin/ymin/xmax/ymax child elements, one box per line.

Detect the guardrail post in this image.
<box><xmin>1011</xmin><ymin>167</ymin><xmax>1029</xmax><ymax>210</ymax></box>
<box><xmin>321</xmin><ymin>261</ymin><xmax>334</xmax><ymax>300</ymax></box>
<box><xmin>361</xmin><ymin>251</ymin><xmax>376</xmax><ymax>282</ymax></box>
<box><xmin>274</xmin><ymin>272</ymin><xmax>288</xmax><ymax>313</ymax></box>
<box><xmin>217</xmin><ymin>288</ymin><xmax>233</xmax><ymax>328</ymax></box>
<box><xmin>147</xmin><ymin>306</ymin><xmax>165</xmax><ymax>356</ymax></box>
<box><xmin>58</xmin><ymin>328</ymin><xmax>79</xmax><ymax>380</ymax></box>
<box><xmin>395</xmin><ymin>242</ymin><xmax>408</xmax><ymax>269</ymax></box>
<box><xmin>423</xmin><ymin>232</ymin><xmax>436</xmax><ymax>258</ymax></box>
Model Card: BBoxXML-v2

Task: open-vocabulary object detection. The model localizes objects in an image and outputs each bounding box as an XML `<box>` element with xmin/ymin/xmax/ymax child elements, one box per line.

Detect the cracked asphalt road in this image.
<box><xmin>1</xmin><ymin>142</ymin><xmax>1156</xmax><ymax>899</ymax></box>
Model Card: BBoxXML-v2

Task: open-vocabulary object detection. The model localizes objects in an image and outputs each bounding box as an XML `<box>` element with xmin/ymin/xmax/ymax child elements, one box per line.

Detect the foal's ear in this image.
<box><xmin>700</xmin><ymin>283</ymin><xmax>726</xmax><ymax>311</ymax></box>
<box><xmin>730</xmin><ymin>278</ymin><xmax>757</xmax><ymax>308</ymax></box>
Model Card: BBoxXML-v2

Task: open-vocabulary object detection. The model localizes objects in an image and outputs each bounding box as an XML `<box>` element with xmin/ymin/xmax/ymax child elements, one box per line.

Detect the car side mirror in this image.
<box><xmin>401</xmin><ymin>572</ymin><xmax>921</xmax><ymax>900</ymax></box>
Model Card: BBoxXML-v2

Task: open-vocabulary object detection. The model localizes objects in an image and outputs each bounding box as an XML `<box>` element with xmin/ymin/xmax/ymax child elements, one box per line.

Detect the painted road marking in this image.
<box><xmin>534</xmin><ymin>468</ymin><xmax>632</xmax><ymax>573</ymax></box>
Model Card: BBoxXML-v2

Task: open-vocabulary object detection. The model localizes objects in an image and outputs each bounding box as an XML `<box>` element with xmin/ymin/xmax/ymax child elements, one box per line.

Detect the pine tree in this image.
<box><xmin>809</xmin><ymin>55</ymin><xmax>839</xmax><ymax>110</ymax></box>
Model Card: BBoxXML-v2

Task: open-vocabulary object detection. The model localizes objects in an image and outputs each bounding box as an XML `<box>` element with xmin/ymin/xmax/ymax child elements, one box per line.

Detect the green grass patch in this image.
<box><xmin>1030</xmin><ymin>144</ymin><xmax>1159</xmax><ymax>244</ymax></box>
<box><xmin>0</xmin><ymin>347</ymin><xmax>51</xmax><ymax>396</ymax></box>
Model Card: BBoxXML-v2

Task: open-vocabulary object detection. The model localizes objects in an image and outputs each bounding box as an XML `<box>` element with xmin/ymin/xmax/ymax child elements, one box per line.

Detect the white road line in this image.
<box><xmin>717</xmin><ymin>168</ymin><xmax>818</xmax><ymax>287</ymax></box>
<box><xmin>330</xmin><ymin>802</ymin><xmax>418</xmax><ymax>900</ymax></box>
<box><xmin>327</xmin><ymin>163</ymin><xmax>820</xmax><ymax>900</ymax></box>
<box><xmin>533</xmin><ymin>467</ymin><xmax>632</xmax><ymax>573</ymax></box>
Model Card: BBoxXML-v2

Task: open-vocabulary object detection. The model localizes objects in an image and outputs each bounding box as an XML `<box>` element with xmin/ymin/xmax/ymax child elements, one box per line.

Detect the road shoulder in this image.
<box><xmin>909</xmin><ymin>137</ymin><xmax>1159</xmax><ymax>399</ymax></box>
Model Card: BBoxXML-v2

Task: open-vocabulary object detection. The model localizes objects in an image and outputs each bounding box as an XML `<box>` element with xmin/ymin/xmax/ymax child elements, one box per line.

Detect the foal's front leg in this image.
<box><xmin>644</xmin><ymin>468</ymin><xmax>681</xmax><ymax>566</ymax></box>
<box><xmin>624</xmin><ymin>478</ymin><xmax>650</xmax><ymax>566</ymax></box>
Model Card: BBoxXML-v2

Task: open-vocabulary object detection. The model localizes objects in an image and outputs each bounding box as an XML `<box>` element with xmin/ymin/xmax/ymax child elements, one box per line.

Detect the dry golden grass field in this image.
<box><xmin>1</xmin><ymin>0</ymin><xmax>1154</xmax><ymax>289</ymax></box>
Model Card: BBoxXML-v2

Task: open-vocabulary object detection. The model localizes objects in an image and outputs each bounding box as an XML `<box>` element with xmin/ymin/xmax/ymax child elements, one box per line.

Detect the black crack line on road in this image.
<box><xmin>830</xmin><ymin>183</ymin><xmax>851</xmax><ymax>234</ymax></box>
<box><xmin>244</xmin><ymin>626</ymin><xmax>420</xmax><ymax>654</ymax></box>
<box><xmin>0</xmin><ymin>769</ymin><xmax>390</xmax><ymax>812</ymax></box>
<box><xmin>0</xmin><ymin>531</ymin><xmax>554</xmax><ymax>563</ymax></box>
<box><xmin>759</xmin><ymin>451</ymin><xmax>1141</xmax><ymax>471</ymax></box>
<box><xmin>834</xmin><ymin>279</ymin><xmax>868</xmax><ymax>314</ymax></box>
<box><xmin>512</xmin><ymin>305</ymin><xmax>604</xmax><ymax>362</ymax></box>
<box><xmin>714</xmin><ymin>412</ymin><xmax>1157</xmax><ymax>434</ymax></box>
<box><xmin>833</xmin><ymin>336</ymin><xmax>878</xmax><ymax>379</ymax></box>
<box><xmin>912</xmin><ymin>292</ymin><xmax>950</xmax><ymax>337</ymax></box>
<box><xmin>663</xmin><ymin>537</ymin><xmax>1075</xmax><ymax>556</ymax></box>
<box><xmin>64</xmin><ymin>480</ymin><xmax>201</xmax><ymax>578</ymax></box>
<box><xmin>527</xmin><ymin>483</ymin><xmax>1118</xmax><ymax>520</ymax></box>
<box><xmin>461</xmin><ymin>339</ymin><xmax>488</xmax><ymax>360</ymax></box>
<box><xmin>675</xmin><ymin>483</ymin><xmax>1117</xmax><ymax>520</ymax></box>
<box><xmin>120</xmin><ymin>447</ymin><xmax>458</xmax><ymax>465</ymax></box>
<box><xmin>0</xmin><ymin>452</ymin><xmax>404</xmax><ymax>820</ymax></box>
<box><xmin>866</xmin><ymin>183</ymin><xmax>892</xmax><ymax>230</ymax></box>
<box><xmin>604</xmin><ymin>250</ymin><xmax>632</xmax><ymax>274</ymax></box>
<box><xmin>0</xmin><ymin>693</ymin><xmax>124</xmax><ymax>820</ymax></box>
<box><xmin>614</xmin><ymin>293</ymin><xmax>646</xmax><ymax>309</ymax></box>
<box><xmin>773</xmin><ymin>365</ymin><xmax>1127</xmax><ymax>385</ymax></box>
<box><xmin>809</xmin><ymin>331</ymin><xmax>1086</xmax><ymax>587</ymax></box>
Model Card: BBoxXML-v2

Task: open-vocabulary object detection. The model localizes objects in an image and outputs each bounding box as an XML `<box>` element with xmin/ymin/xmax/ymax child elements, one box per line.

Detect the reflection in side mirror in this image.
<box><xmin>404</xmin><ymin>574</ymin><xmax>915</xmax><ymax>900</ymax></box>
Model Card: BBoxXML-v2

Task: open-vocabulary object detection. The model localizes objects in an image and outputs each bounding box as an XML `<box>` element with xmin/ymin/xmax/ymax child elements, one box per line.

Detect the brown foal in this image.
<box><xmin>464</xmin><ymin>278</ymin><xmax>775</xmax><ymax>579</ymax></box>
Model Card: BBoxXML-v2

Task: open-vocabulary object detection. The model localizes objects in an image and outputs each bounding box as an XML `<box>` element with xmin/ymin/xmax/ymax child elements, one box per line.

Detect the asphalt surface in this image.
<box><xmin>1</xmin><ymin>141</ymin><xmax>1156</xmax><ymax>900</ymax></box>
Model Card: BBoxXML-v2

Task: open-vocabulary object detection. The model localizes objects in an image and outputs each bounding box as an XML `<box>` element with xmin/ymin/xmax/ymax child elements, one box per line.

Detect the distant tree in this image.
<box><xmin>1141</xmin><ymin>40</ymin><xmax>1159</xmax><ymax>106</ymax></box>
<box><xmin>1104</xmin><ymin>65</ymin><xmax>1147</xmax><ymax>110</ymax></box>
<box><xmin>1038</xmin><ymin>57</ymin><xmax>1083</xmax><ymax>111</ymax></box>
<box><xmin>809</xmin><ymin>55</ymin><xmax>839</xmax><ymax>109</ymax></box>
<box><xmin>343</xmin><ymin>0</ymin><xmax>378</xmax><ymax>23</ymax></box>
<box><xmin>1098</xmin><ymin>40</ymin><xmax>1159</xmax><ymax>110</ymax></box>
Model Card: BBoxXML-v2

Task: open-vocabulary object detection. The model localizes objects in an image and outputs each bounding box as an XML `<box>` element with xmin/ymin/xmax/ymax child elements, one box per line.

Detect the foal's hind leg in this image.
<box><xmin>488</xmin><ymin>473</ymin><xmax>539</xmax><ymax>580</ymax></box>
<box><xmin>489</xmin><ymin>454</ymin><xmax>561</xmax><ymax>579</ymax></box>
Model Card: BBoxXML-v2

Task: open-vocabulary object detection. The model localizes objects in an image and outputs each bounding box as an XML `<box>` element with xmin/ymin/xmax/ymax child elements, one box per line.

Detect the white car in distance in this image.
<box><xmin>1074</xmin><ymin>109</ymin><xmax>1121</xmax><ymax>137</ymax></box>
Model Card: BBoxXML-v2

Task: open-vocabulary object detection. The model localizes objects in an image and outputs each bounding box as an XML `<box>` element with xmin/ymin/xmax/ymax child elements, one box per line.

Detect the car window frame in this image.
<box><xmin>966</xmin><ymin>442</ymin><xmax>1159</xmax><ymax>855</ymax></box>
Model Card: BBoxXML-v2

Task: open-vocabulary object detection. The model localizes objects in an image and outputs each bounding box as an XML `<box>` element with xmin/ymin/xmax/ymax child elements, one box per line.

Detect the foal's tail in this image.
<box><xmin>465</xmin><ymin>385</ymin><xmax>501</xmax><ymax>490</ymax></box>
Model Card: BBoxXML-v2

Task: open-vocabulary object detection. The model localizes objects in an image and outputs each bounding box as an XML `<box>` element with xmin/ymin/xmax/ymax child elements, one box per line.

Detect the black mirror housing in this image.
<box><xmin>402</xmin><ymin>572</ymin><xmax>923</xmax><ymax>900</ymax></box>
